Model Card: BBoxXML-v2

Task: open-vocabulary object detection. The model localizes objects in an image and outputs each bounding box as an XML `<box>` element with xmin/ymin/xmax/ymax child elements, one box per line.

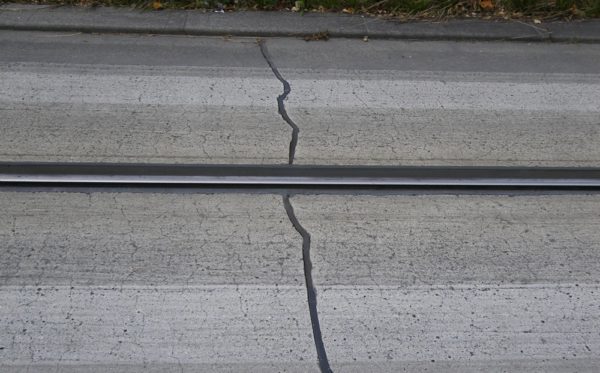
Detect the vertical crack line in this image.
<box><xmin>258</xmin><ymin>39</ymin><xmax>299</xmax><ymax>165</ymax></box>
<box><xmin>283</xmin><ymin>194</ymin><xmax>333</xmax><ymax>373</ymax></box>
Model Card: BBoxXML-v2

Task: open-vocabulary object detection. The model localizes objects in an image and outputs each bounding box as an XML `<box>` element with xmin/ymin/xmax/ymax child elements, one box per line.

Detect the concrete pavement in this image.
<box><xmin>271</xmin><ymin>38</ymin><xmax>600</xmax><ymax>166</ymax></box>
<box><xmin>293</xmin><ymin>194</ymin><xmax>600</xmax><ymax>371</ymax></box>
<box><xmin>1</xmin><ymin>191</ymin><xmax>599</xmax><ymax>371</ymax></box>
<box><xmin>2</xmin><ymin>14</ymin><xmax>600</xmax><ymax>372</ymax></box>
<box><xmin>0</xmin><ymin>32</ymin><xmax>289</xmax><ymax>164</ymax></box>
<box><xmin>0</xmin><ymin>192</ymin><xmax>316</xmax><ymax>372</ymax></box>
<box><xmin>1</xmin><ymin>31</ymin><xmax>600</xmax><ymax>166</ymax></box>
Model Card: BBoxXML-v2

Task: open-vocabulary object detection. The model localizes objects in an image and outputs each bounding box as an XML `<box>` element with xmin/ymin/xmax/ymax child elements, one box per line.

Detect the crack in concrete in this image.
<box><xmin>258</xmin><ymin>39</ymin><xmax>299</xmax><ymax>165</ymax></box>
<box><xmin>282</xmin><ymin>195</ymin><xmax>333</xmax><ymax>373</ymax></box>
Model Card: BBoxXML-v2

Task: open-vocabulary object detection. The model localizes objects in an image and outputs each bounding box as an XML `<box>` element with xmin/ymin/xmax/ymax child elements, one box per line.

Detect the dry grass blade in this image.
<box><xmin>303</xmin><ymin>31</ymin><xmax>330</xmax><ymax>41</ymax></box>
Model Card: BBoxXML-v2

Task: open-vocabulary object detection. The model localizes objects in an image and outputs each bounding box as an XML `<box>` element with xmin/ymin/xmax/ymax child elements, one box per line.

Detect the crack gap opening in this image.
<box><xmin>258</xmin><ymin>39</ymin><xmax>299</xmax><ymax>165</ymax></box>
<box><xmin>283</xmin><ymin>194</ymin><xmax>333</xmax><ymax>373</ymax></box>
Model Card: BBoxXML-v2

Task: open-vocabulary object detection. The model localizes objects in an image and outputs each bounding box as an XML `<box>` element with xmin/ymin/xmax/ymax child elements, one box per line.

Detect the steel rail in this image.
<box><xmin>1</xmin><ymin>163</ymin><xmax>600</xmax><ymax>188</ymax></box>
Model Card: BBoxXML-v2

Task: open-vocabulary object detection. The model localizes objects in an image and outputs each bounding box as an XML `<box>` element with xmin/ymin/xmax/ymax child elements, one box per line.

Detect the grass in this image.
<box><xmin>6</xmin><ymin>0</ymin><xmax>600</xmax><ymax>18</ymax></box>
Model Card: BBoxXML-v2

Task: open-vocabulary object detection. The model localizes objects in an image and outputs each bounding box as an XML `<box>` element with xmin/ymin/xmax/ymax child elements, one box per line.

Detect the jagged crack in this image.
<box><xmin>283</xmin><ymin>195</ymin><xmax>333</xmax><ymax>373</ymax></box>
<box><xmin>258</xmin><ymin>39</ymin><xmax>299</xmax><ymax>165</ymax></box>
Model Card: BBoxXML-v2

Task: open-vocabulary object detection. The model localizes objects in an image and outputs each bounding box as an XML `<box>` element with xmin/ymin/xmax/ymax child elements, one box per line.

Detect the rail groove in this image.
<box><xmin>2</xmin><ymin>163</ymin><xmax>600</xmax><ymax>188</ymax></box>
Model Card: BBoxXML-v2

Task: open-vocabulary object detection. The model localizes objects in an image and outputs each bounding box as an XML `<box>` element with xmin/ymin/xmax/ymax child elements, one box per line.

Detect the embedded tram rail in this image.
<box><xmin>2</xmin><ymin>163</ymin><xmax>600</xmax><ymax>190</ymax></box>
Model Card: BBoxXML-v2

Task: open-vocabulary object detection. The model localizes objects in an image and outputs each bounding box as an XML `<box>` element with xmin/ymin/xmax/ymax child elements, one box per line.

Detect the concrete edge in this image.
<box><xmin>1</xmin><ymin>4</ymin><xmax>600</xmax><ymax>41</ymax></box>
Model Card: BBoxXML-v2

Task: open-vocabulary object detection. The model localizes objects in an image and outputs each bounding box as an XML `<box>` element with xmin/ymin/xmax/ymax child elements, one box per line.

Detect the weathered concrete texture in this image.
<box><xmin>0</xmin><ymin>103</ymin><xmax>287</xmax><ymax>164</ymax></box>
<box><xmin>0</xmin><ymin>67</ymin><xmax>278</xmax><ymax>106</ymax></box>
<box><xmin>2</xmin><ymin>192</ymin><xmax>600</xmax><ymax>371</ymax></box>
<box><xmin>284</xmin><ymin>76</ymin><xmax>599</xmax><ymax>111</ymax></box>
<box><xmin>317</xmin><ymin>284</ymin><xmax>600</xmax><ymax>372</ymax></box>
<box><xmin>0</xmin><ymin>286</ymin><xmax>315</xmax><ymax>372</ymax></box>
<box><xmin>266</xmin><ymin>38</ymin><xmax>600</xmax><ymax>166</ymax></box>
<box><xmin>2</xmin><ymin>32</ymin><xmax>600</xmax><ymax>166</ymax></box>
<box><xmin>292</xmin><ymin>194</ymin><xmax>600</xmax><ymax>370</ymax></box>
<box><xmin>0</xmin><ymin>192</ymin><xmax>303</xmax><ymax>286</ymax></box>
<box><xmin>0</xmin><ymin>66</ymin><xmax>286</xmax><ymax>163</ymax></box>
<box><xmin>284</xmin><ymin>74</ymin><xmax>600</xmax><ymax>165</ymax></box>
<box><xmin>0</xmin><ymin>192</ymin><xmax>316</xmax><ymax>371</ymax></box>
<box><xmin>0</xmin><ymin>31</ymin><xmax>266</xmax><ymax>68</ymax></box>
<box><xmin>291</xmin><ymin>108</ymin><xmax>600</xmax><ymax>166</ymax></box>
<box><xmin>268</xmin><ymin>38</ymin><xmax>600</xmax><ymax>74</ymax></box>
<box><xmin>0</xmin><ymin>33</ymin><xmax>289</xmax><ymax>164</ymax></box>
<box><xmin>293</xmin><ymin>194</ymin><xmax>600</xmax><ymax>286</ymax></box>
<box><xmin>546</xmin><ymin>21</ymin><xmax>600</xmax><ymax>42</ymax></box>
<box><xmin>0</xmin><ymin>363</ymin><xmax>313</xmax><ymax>373</ymax></box>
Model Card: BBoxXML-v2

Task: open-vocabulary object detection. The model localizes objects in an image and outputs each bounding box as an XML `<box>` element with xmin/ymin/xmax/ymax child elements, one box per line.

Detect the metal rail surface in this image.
<box><xmin>1</xmin><ymin>163</ymin><xmax>600</xmax><ymax>189</ymax></box>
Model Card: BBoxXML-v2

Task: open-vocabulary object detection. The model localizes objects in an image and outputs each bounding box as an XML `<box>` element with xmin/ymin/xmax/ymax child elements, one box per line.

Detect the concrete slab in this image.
<box><xmin>0</xmin><ymin>31</ymin><xmax>266</xmax><ymax>68</ymax></box>
<box><xmin>0</xmin><ymin>33</ymin><xmax>289</xmax><ymax>164</ymax></box>
<box><xmin>547</xmin><ymin>20</ymin><xmax>600</xmax><ymax>42</ymax></box>
<box><xmin>0</xmin><ymin>286</ymin><xmax>315</xmax><ymax>372</ymax></box>
<box><xmin>265</xmin><ymin>38</ymin><xmax>600</xmax><ymax>166</ymax></box>
<box><xmin>362</xmin><ymin>18</ymin><xmax>552</xmax><ymax>41</ymax></box>
<box><xmin>0</xmin><ymin>102</ymin><xmax>288</xmax><ymax>164</ymax></box>
<box><xmin>0</xmin><ymin>5</ymin><xmax>188</xmax><ymax>34</ymax></box>
<box><xmin>0</xmin><ymin>192</ymin><xmax>316</xmax><ymax>371</ymax></box>
<box><xmin>292</xmin><ymin>194</ymin><xmax>600</xmax><ymax>371</ymax></box>
<box><xmin>2</xmin><ymin>32</ymin><xmax>600</xmax><ymax>166</ymax></box>
<box><xmin>316</xmin><ymin>284</ymin><xmax>600</xmax><ymax>372</ymax></box>
<box><xmin>289</xmin><ymin>107</ymin><xmax>600</xmax><ymax>166</ymax></box>
<box><xmin>267</xmin><ymin>37</ymin><xmax>600</xmax><ymax>74</ymax></box>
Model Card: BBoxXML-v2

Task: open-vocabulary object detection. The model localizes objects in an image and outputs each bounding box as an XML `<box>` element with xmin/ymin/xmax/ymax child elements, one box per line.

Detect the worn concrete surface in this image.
<box><xmin>266</xmin><ymin>38</ymin><xmax>600</xmax><ymax>166</ymax></box>
<box><xmin>293</xmin><ymin>194</ymin><xmax>600</xmax><ymax>286</ymax></box>
<box><xmin>1</xmin><ymin>32</ymin><xmax>599</xmax><ymax>166</ymax></box>
<box><xmin>292</xmin><ymin>194</ymin><xmax>600</xmax><ymax>371</ymax></box>
<box><xmin>0</xmin><ymin>192</ymin><xmax>316</xmax><ymax>372</ymax></box>
<box><xmin>2</xmin><ymin>28</ymin><xmax>600</xmax><ymax>372</ymax></box>
<box><xmin>0</xmin><ymin>32</ymin><xmax>288</xmax><ymax>164</ymax></box>
<box><xmin>1</xmin><ymin>191</ymin><xmax>600</xmax><ymax>371</ymax></box>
